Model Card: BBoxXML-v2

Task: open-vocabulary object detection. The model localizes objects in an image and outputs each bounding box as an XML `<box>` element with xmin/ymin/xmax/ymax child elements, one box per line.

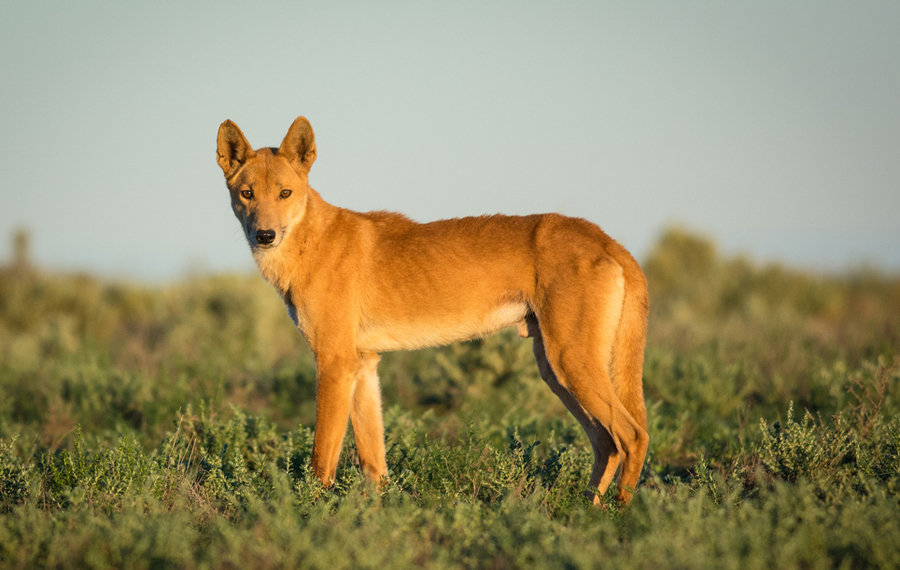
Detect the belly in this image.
<box><xmin>356</xmin><ymin>298</ymin><xmax>529</xmax><ymax>352</ymax></box>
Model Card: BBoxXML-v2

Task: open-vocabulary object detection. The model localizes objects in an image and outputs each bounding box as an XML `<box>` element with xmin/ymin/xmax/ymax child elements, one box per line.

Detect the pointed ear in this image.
<box><xmin>278</xmin><ymin>117</ymin><xmax>317</xmax><ymax>176</ymax></box>
<box><xmin>217</xmin><ymin>120</ymin><xmax>256</xmax><ymax>178</ymax></box>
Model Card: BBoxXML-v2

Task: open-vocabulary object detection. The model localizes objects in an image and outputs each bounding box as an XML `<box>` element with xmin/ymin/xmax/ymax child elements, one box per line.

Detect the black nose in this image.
<box><xmin>256</xmin><ymin>229</ymin><xmax>276</xmax><ymax>245</ymax></box>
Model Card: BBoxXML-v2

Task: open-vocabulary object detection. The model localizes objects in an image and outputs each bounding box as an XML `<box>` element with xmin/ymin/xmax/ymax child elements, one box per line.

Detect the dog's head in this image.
<box><xmin>216</xmin><ymin>117</ymin><xmax>317</xmax><ymax>251</ymax></box>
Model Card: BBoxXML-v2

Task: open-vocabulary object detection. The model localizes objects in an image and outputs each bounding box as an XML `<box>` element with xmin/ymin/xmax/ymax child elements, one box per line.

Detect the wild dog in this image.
<box><xmin>216</xmin><ymin>117</ymin><xmax>650</xmax><ymax>504</ymax></box>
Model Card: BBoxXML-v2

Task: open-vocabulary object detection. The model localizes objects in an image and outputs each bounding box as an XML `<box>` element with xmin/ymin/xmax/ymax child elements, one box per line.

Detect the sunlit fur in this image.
<box><xmin>217</xmin><ymin>117</ymin><xmax>650</xmax><ymax>504</ymax></box>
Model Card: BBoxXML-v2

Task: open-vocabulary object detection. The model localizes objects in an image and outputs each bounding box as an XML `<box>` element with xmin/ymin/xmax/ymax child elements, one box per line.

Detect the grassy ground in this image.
<box><xmin>1</xmin><ymin>227</ymin><xmax>898</xmax><ymax>569</ymax></box>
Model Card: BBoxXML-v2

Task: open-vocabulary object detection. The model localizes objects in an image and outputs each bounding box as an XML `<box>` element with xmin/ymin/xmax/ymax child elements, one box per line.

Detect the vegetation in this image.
<box><xmin>0</xmin><ymin>227</ymin><xmax>898</xmax><ymax>569</ymax></box>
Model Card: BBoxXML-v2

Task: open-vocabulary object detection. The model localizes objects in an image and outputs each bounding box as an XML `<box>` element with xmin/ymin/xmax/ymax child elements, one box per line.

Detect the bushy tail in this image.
<box><xmin>611</xmin><ymin>258</ymin><xmax>649</xmax><ymax>431</ymax></box>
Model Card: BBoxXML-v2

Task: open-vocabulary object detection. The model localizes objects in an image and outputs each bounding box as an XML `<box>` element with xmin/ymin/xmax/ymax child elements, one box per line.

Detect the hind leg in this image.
<box><xmin>528</xmin><ymin>316</ymin><xmax>621</xmax><ymax>504</ymax></box>
<box><xmin>531</xmin><ymin>259</ymin><xmax>649</xmax><ymax>503</ymax></box>
<box><xmin>539</xmin><ymin>323</ymin><xmax>647</xmax><ymax>503</ymax></box>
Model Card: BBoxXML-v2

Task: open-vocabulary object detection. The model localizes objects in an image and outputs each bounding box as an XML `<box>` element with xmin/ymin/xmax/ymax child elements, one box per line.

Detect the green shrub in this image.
<box><xmin>1</xmin><ymin>226</ymin><xmax>900</xmax><ymax>567</ymax></box>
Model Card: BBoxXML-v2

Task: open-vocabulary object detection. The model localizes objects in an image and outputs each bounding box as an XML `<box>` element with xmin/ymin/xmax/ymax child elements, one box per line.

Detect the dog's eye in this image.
<box><xmin>280</xmin><ymin>189</ymin><xmax>292</xmax><ymax>199</ymax></box>
<box><xmin>241</xmin><ymin>190</ymin><xmax>253</xmax><ymax>200</ymax></box>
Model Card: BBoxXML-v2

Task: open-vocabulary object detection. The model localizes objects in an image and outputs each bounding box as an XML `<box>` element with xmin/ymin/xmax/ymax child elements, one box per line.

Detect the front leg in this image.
<box><xmin>350</xmin><ymin>352</ymin><xmax>388</xmax><ymax>484</ymax></box>
<box><xmin>310</xmin><ymin>352</ymin><xmax>359</xmax><ymax>486</ymax></box>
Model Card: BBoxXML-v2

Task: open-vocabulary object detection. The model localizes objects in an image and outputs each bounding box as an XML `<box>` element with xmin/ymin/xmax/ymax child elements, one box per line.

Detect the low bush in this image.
<box><xmin>1</xmin><ymin>227</ymin><xmax>899</xmax><ymax>568</ymax></box>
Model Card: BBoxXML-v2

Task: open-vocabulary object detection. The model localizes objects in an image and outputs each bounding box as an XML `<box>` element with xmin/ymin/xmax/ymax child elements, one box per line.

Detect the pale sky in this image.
<box><xmin>1</xmin><ymin>1</ymin><xmax>898</xmax><ymax>280</ymax></box>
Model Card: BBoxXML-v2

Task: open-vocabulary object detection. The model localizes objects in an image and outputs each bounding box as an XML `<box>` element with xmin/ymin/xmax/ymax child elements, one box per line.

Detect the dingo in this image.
<box><xmin>217</xmin><ymin>117</ymin><xmax>649</xmax><ymax>503</ymax></box>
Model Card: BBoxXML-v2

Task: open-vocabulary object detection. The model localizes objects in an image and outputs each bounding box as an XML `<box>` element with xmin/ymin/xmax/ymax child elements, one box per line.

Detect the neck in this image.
<box><xmin>253</xmin><ymin>245</ymin><xmax>292</xmax><ymax>296</ymax></box>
